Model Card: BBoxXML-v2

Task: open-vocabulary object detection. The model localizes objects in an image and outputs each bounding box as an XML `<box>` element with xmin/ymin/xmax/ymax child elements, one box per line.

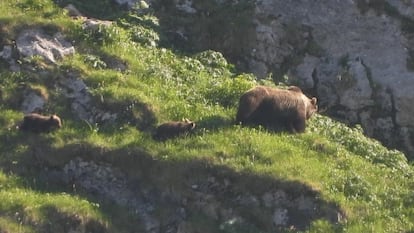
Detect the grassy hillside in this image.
<box><xmin>1</xmin><ymin>0</ymin><xmax>414</xmax><ymax>232</ymax></box>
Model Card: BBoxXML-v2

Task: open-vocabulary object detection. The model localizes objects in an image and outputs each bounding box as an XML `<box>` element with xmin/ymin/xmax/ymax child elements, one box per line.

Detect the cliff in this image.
<box><xmin>152</xmin><ymin>0</ymin><xmax>414</xmax><ymax>159</ymax></box>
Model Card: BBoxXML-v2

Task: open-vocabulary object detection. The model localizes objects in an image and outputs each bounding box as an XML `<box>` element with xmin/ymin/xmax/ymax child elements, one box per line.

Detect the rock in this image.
<box><xmin>272</xmin><ymin>208</ymin><xmax>288</xmax><ymax>226</ymax></box>
<box><xmin>0</xmin><ymin>45</ymin><xmax>12</xmax><ymax>60</ymax></box>
<box><xmin>82</xmin><ymin>18</ymin><xmax>112</xmax><ymax>31</ymax></box>
<box><xmin>16</xmin><ymin>29</ymin><xmax>75</xmax><ymax>64</ymax></box>
<box><xmin>219</xmin><ymin>208</ymin><xmax>235</xmax><ymax>222</ymax></box>
<box><xmin>255</xmin><ymin>0</ymin><xmax>414</xmax><ymax>158</ymax></box>
<box><xmin>176</xmin><ymin>0</ymin><xmax>197</xmax><ymax>14</ymax></box>
<box><xmin>338</xmin><ymin>57</ymin><xmax>374</xmax><ymax>110</ymax></box>
<box><xmin>394</xmin><ymin>82</ymin><xmax>414</xmax><ymax>128</ymax></box>
<box><xmin>0</xmin><ymin>45</ymin><xmax>20</xmax><ymax>71</ymax></box>
<box><xmin>21</xmin><ymin>91</ymin><xmax>46</xmax><ymax>114</ymax></box>
<box><xmin>157</xmin><ymin>0</ymin><xmax>414</xmax><ymax>158</ymax></box>
<box><xmin>289</xmin><ymin>55</ymin><xmax>319</xmax><ymax>90</ymax></box>
<box><xmin>273</xmin><ymin>190</ymin><xmax>288</xmax><ymax>205</ymax></box>
<box><xmin>387</xmin><ymin>0</ymin><xmax>414</xmax><ymax>20</ymax></box>
<box><xmin>139</xmin><ymin>1</ymin><xmax>150</xmax><ymax>9</ymax></box>
<box><xmin>59</xmin><ymin>74</ymin><xmax>117</xmax><ymax>124</ymax></box>
<box><xmin>295</xmin><ymin>195</ymin><xmax>315</xmax><ymax>211</ymax></box>
<box><xmin>59</xmin><ymin>76</ymin><xmax>92</xmax><ymax>122</ymax></box>
<box><xmin>63</xmin><ymin>158</ymin><xmax>160</xmax><ymax>233</ymax></box>
<box><xmin>246</xmin><ymin>58</ymin><xmax>269</xmax><ymax>81</ymax></box>
<box><xmin>203</xmin><ymin>201</ymin><xmax>219</xmax><ymax>220</ymax></box>
<box><xmin>237</xmin><ymin>194</ymin><xmax>260</xmax><ymax>207</ymax></box>
<box><xmin>113</xmin><ymin>0</ymin><xmax>138</xmax><ymax>8</ymax></box>
<box><xmin>177</xmin><ymin>222</ymin><xmax>194</xmax><ymax>233</ymax></box>
<box><xmin>262</xmin><ymin>192</ymin><xmax>273</xmax><ymax>208</ymax></box>
<box><xmin>64</xmin><ymin>4</ymin><xmax>83</xmax><ymax>17</ymax></box>
<box><xmin>401</xmin><ymin>127</ymin><xmax>414</xmax><ymax>155</ymax></box>
<box><xmin>248</xmin><ymin>22</ymin><xmax>289</xmax><ymax>78</ymax></box>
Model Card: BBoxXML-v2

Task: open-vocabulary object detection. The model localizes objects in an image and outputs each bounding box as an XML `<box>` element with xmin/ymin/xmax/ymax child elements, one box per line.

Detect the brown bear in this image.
<box><xmin>236</xmin><ymin>85</ymin><xmax>317</xmax><ymax>133</ymax></box>
<box><xmin>19</xmin><ymin>113</ymin><xmax>62</xmax><ymax>133</ymax></box>
<box><xmin>153</xmin><ymin>118</ymin><xmax>196</xmax><ymax>141</ymax></box>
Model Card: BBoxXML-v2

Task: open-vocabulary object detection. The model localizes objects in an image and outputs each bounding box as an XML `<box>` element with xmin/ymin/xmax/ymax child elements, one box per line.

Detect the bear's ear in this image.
<box><xmin>288</xmin><ymin>86</ymin><xmax>302</xmax><ymax>93</ymax></box>
<box><xmin>189</xmin><ymin>122</ymin><xmax>196</xmax><ymax>129</ymax></box>
<box><xmin>310</xmin><ymin>97</ymin><xmax>317</xmax><ymax>106</ymax></box>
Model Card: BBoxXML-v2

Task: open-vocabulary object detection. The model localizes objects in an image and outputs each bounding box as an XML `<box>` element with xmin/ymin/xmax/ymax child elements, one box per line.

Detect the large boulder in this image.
<box><xmin>16</xmin><ymin>29</ymin><xmax>75</xmax><ymax>64</ymax></box>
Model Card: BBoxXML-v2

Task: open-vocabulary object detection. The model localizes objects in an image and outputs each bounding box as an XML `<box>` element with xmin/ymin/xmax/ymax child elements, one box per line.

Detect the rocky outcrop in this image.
<box><xmin>2</xmin><ymin>22</ymin><xmax>121</xmax><ymax>124</ymax></box>
<box><xmin>63</xmin><ymin>158</ymin><xmax>160</xmax><ymax>233</ymax></box>
<box><xmin>21</xmin><ymin>89</ymin><xmax>47</xmax><ymax>114</ymax></box>
<box><xmin>16</xmin><ymin>29</ymin><xmax>75</xmax><ymax>64</ymax></box>
<box><xmin>53</xmin><ymin>156</ymin><xmax>344</xmax><ymax>233</ymax></box>
<box><xmin>253</xmin><ymin>0</ymin><xmax>414</xmax><ymax>159</ymax></box>
<box><xmin>0</xmin><ymin>45</ymin><xmax>20</xmax><ymax>72</ymax></box>
<box><xmin>58</xmin><ymin>71</ymin><xmax>118</xmax><ymax>124</ymax></box>
<box><xmin>113</xmin><ymin>0</ymin><xmax>151</xmax><ymax>9</ymax></box>
<box><xmin>154</xmin><ymin>0</ymin><xmax>414</xmax><ymax>159</ymax></box>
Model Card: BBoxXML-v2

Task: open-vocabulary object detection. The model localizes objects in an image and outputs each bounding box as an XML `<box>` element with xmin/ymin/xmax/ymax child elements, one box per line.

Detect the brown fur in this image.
<box><xmin>153</xmin><ymin>119</ymin><xmax>196</xmax><ymax>141</ymax></box>
<box><xmin>236</xmin><ymin>86</ymin><xmax>318</xmax><ymax>133</ymax></box>
<box><xmin>19</xmin><ymin>113</ymin><xmax>62</xmax><ymax>133</ymax></box>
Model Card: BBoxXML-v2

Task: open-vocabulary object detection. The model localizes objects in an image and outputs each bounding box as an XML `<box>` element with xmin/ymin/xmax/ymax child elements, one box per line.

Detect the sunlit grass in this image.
<box><xmin>0</xmin><ymin>171</ymin><xmax>108</xmax><ymax>232</ymax></box>
<box><xmin>0</xmin><ymin>0</ymin><xmax>414</xmax><ymax>232</ymax></box>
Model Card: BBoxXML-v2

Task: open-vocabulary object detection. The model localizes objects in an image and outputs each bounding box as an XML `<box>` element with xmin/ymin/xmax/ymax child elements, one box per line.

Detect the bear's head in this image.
<box><xmin>306</xmin><ymin>97</ymin><xmax>318</xmax><ymax>119</ymax></box>
<box><xmin>49</xmin><ymin>114</ymin><xmax>62</xmax><ymax>129</ymax></box>
<box><xmin>182</xmin><ymin>118</ymin><xmax>196</xmax><ymax>130</ymax></box>
<box><xmin>289</xmin><ymin>86</ymin><xmax>318</xmax><ymax>119</ymax></box>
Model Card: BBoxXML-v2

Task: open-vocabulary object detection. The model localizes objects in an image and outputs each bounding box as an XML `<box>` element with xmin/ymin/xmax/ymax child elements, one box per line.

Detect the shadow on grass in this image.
<box><xmin>53</xmin><ymin>0</ymin><xmax>126</xmax><ymax>20</ymax></box>
<box><xmin>0</xmin><ymin>131</ymin><xmax>146</xmax><ymax>233</ymax></box>
<box><xmin>195</xmin><ymin>115</ymin><xmax>234</xmax><ymax>132</ymax></box>
<box><xmin>2</xmin><ymin>132</ymin><xmax>346</xmax><ymax>232</ymax></box>
<box><xmin>95</xmin><ymin>98</ymin><xmax>158</xmax><ymax>133</ymax></box>
<box><xmin>38</xmin><ymin>205</ymin><xmax>108</xmax><ymax>233</ymax></box>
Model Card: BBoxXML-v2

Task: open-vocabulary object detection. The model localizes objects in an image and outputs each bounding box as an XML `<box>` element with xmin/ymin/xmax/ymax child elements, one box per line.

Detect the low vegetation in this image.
<box><xmin>0</xmin><ymin>0</ymin><xmax>414</xmax><ymax>232</ymax></box>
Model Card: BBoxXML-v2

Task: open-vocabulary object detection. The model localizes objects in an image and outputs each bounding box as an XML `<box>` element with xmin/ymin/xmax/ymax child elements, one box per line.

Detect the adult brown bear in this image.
<box><xmin>153</xmin><ymin>118</ymin><xmax>196</xmax><ymax>141</ymax></box>
<box><xmin>236</xmin><ymin>86</ymin><xmax>317</xmax><ymax>133</ymax></box>
<box><xmin>19</xmin><ymin>113</ymin><xmax>62</xmax><ymax>133</ymax></box>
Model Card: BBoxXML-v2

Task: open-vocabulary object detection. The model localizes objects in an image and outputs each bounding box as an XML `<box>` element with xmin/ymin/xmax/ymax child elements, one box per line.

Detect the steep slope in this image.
<box><xmin>153</xmin><ymin>0</ymin><xmax>414</xmax><ymax>160</ymax></box>
<box><xmin>0</xmin><ymin>0</ymin><xmax>414</xmax><ymax>232</ymax></box>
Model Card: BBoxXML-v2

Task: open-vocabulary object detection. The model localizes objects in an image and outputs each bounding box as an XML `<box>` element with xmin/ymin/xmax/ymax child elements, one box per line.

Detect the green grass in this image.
<box><xmin>1</xmin><ymin>0</ymin><xmax>414</xmax><ymax>232</ymax></box>
<box><xmin>0</xmin><ymin>172</ymin><xmax>106</xmax><ymax>233</ymax></box>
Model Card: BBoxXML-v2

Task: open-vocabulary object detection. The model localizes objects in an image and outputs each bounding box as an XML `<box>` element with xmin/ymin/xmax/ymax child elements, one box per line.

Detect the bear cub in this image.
<box><xmin>19</xmin><ymin>113</ymin><xmax>62</xmax><ymax>133</ymax></box>
<box><xmin>153</xmin><ymin>118</ymin><xmax>196</xmax><ymax>141</ymax></box>
<box><xmin>236</xmin><ymin>85</ymin><xmax>318</xmax><ymax>133</ymax></box>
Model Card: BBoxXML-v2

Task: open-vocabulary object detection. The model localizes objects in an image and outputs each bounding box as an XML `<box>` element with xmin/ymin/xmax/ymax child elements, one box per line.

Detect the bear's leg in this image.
<box><xmin>236</xmin><ymin>101</ymin><xmax>257</xmax><ymax>124</ymax></box>
<box><xmin>290</xmin><ymin>117</ymin><xmax>306</xmax><ymax>133</ymax></box>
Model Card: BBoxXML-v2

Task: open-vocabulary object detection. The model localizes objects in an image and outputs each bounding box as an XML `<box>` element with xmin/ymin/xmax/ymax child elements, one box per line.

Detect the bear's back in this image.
<box><xmin>236</xmin><ymin>85</ymin><xmax>318</xmax><ymax>133</ymax></box>
<box><xmin>20</xmin><ymin>113</ymin><xmax>62</xmax><ymax>133</ymax></box>
<box><xmin>154</xmin><ymin>120</ymin><xmax>196</xmax><ymax>141</ymax></box>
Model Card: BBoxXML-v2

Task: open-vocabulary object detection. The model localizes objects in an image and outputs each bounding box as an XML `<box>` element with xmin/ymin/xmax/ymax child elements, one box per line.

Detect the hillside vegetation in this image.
<box><xmin>0</xmin><ymin>0</ymin><xmax>414</xmax><ymax>232</ymax></box>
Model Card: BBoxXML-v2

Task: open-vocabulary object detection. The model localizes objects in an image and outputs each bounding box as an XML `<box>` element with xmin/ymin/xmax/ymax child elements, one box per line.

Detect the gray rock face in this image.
<box><xmin>63</xmin><ymin>158</ymin><xmax>160</xmax><ymax>233</ymax></box>
<box><xmin>113</xmin><ymin>0</ymin><xmax>138</xmax><ymax>8</ymax></box>
<box><xmin>64</xmin><ymin>4</ymin><xmax>83</xmax><ymax>17</ymax></box>
<box><xmin>58</xmin><ymin>157</ymin><xmax>344</xmax><ymax>233</ymax></box>
<box><xmin>387</xmin><ymin>0</ymin><xmax>414</xmax><ymax>19</ymax></box>
<box><xmin>157</xmin><ymin>0</ymin><xmax>414</xmax><ymax>158</ymax></box>
<box><xmin>251</xmin><ymin>0</ymin><xmax>414</xmax><ymax>158</ymax></box>
<box><xmin>59</xmin><ymin>72</ymin><xmax>118</xmax><ymax>124</ymax></box>
<box><xmin>0</xmin><ymin>45</ymin><xmax>20</xmax><ymax>72</ymax></box>
<box><xmin>21</xmin><ymin>91</ymin><xmax>46</xmax><ymax>114</ymax></box>
<box><xmin>16</xmin><ymin>29</ymin><xmax>75</xmax><ymax>64</ymax></box>
<box><xmin>113</xmin><ymin>0</ymin><xmax>151</xmax><ymax>9</ymax></box>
